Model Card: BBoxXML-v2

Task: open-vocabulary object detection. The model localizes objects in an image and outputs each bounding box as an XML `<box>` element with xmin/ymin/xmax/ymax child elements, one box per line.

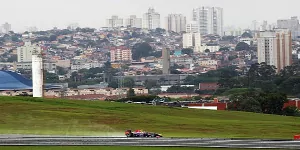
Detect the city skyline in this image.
<box><xmin>2</xmin><ymin>0</ymin><xmax>300</xmax><ymax>32</ymax></box>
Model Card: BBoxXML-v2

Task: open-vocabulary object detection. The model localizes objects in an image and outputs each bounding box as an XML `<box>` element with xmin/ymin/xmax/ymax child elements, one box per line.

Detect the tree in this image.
<box><xmin>7</xmin><ymin>55</ymin><xmax>17</xmax><ymax>62</ymax></box>
<box><xmin>241</xmin><ymin>32</ymin><xmax>253</xmax><ymax>38</ymax></box>
<box><xmin>247</xmin><ymin>63</ymin><xmax>276</xmax><ymax>89</ymax></box>
<box><xmin>228</xmin><ymin>90</ymin><xmax>287</xmax><ymax>115</ymax></box>
<box><xmin>259</xmin><ymin>92</ymin><xmax>288</xmax><ymax>115</ymax></box>
<box><xmin>167</xmin><ymin>86</ymin><xmax>194</xmax><ymax>93</ymax></box>
<box><xmin>132</xmin><ymin>42</ymin><xmax>153</xmax><ymax>61</ymax></box>
<box><xmin>222</xmin><ymin>36</ymin><xmax>235</xmax><ymax>41</ymax></box>
<box><xmin>218</xmin><ymin>66</ymin><xmax>239</xmax><ymax>89</ymax></box>
<box><xmin>49</xmin><ymin>35</ymin><xmax>58</xmax><ymax>41</ymax></box>
<box><xmin>228</xmin><ymin>93</ymin><xmax>262</xmax><ymax>113</ymax></box>
<box><xmin>144</xmin><ymin>79</ymin><xmax>157</xmax><ymax>89</ymax></box>
<box><xmin>182</xmin><ymin>48</ymin><xmax>193</xmax><ymax>56</ymax></box>
<box><xmin>127</xmin><ymin>88</ymin><xmax>136</xmax><ymax>98</ymax></box>
<box><xmin>108</xmin><ymin>79</ymin><xmax>118</xmax><ymax>88</ymax></box>
<box><xmin>123</xmin><ymin>77</ymin><xmax>135</xmax><ymax>88</ymax></box>
<box><xmin>11</xmin><ymin>36</ymin><xmax>20</xmax><ymax>42</ymax></box>
<box><xmin>282</xmin><ymin>106</ymin><xmax>300</xmax><ymax>116</ymax></box>
<box><xmin>71</xmin><ymin>72</ymin><xmax>79</xmax><ymax>82</ymax></box>
<box><xmin>235</xmin><ymin>42</ymin><xmax>250</xmax><ymax>51</ymax></box>
<box><xmin>279</xmin><ymin>77</ymin><xmax>300</xmax><ymax>95</ymax></box>
<box><xmin>219</xmin><ymin>47</ymin><xmax>230</xmax><ymax>51</ymax></box>
<box><xmin>45</xmin><ymin>72</ymin><xmax>59</xmax><ymax>83</ymax></box>
<box><xmin>57</xmin><ymin>66</ymin><xmax>68</xmax><ymax>75</ymax></box>
<box><xmin>228</xmin><ymin>55</ymin><xmax>238</xmax><ymax>61</ymax></box>
<box><xmin>204</xmin><ymin>49</ymin><xmax>210</xmax><ymax>53</ymax></box>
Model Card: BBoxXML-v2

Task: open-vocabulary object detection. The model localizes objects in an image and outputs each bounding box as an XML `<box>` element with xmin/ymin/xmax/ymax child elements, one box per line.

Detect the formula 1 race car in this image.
<box><xmin>125</xmin><ymin>130</ymin><xmax>163</xmax><ymax>138</ymax></box>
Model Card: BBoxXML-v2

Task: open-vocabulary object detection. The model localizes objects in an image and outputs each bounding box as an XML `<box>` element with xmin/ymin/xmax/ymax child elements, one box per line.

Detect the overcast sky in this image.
<box><xmin>2</xmin><ymin>0</ymin><xmax>300</xmax><ymax>32</ymax></box>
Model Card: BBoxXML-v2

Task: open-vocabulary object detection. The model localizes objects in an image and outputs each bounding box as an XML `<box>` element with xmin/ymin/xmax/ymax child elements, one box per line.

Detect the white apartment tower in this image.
<box><xmin>125</xmin><ymin>15</ymin><xmax>142</xmax><ymax>28</ymax></box>
<box><xmin>165</xmin><ymin>14</ymin><xmax>186</xmax><ymax>33</ymax></box>
<box><xmin>2</xmin><ymin>22</ymin><xmax>11</xmax><ymax>34</ymax></box>
<box><xmin>143</xmin><ymin>8</ymin><xmax>160</xmax><ymax>29</ymax></box>
<box><xmin>192</xmin><ymin>7</ymin><xmax>223</xmax><ymax>36</ymax></box>
<box><xmin>17</xmin><ymin>41</ymin><xmax>42</xmax><ymax>62</ymax></box>
<box><xmin>257</xmin><ymin>29</ymin><xmax>292</xmax><ymax>72</ymax></box>
<box><xmin>186</xmin><ymin>21</ymin><xmax>200</xmax><ymax>33</ymax></box>
<box><xmin>183</xmin><ymin>33</ymin><xmax>202</xmax><ymax>53</ymax></box>
<box><xmin>106</xmin><ymin>16</ymin><xmax>124</xmax><ymax>28</ymax></box>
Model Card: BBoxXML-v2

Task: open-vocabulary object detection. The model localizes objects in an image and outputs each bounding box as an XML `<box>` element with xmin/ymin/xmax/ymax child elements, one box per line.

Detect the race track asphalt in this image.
<box><xmin>0</xmin><ymin>135</ymin><xmax>300</xmax><ymax>149</ymax></box>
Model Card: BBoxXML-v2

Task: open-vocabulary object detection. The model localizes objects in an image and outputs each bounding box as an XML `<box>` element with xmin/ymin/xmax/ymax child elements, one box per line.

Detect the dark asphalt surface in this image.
<box><xmin>0</xmin><ymin>136</ymin><xmax>300</xmax><ymax>149</ymax></box>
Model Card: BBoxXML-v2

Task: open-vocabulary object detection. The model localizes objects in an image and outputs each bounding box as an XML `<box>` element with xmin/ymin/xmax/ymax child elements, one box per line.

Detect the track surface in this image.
<box><xmin>0</xmin><ymin>136</ymin><xmax>300</xmax><ymax>149</ymax></box>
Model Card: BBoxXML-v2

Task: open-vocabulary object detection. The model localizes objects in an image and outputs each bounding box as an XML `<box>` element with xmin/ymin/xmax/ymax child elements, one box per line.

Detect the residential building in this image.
<box><xmin>171</xmin><ymin>55</ymin><xmax>193</xmax><ymax>68</ymax></box>
<box><xmin>277</xmin><ymin>16</ymin><xmax>300</xmax><ymax>39</ymax></box>
<box><xmin>115</xmin><ymin>74</ymin><xmax>190</xmax><ymax>86</ymax></box>
<box><xmin>186</xmin><ymin>21</ymin><xmax>200</xmax><ymax>33</ymax></box>
<box><xmin>106</xmin><ymin>16</ymin><xmax>124</xmax><ymax>28</ymax></box>
<box><xmin>251</xmin><ymin>20</ymin><xmax>259</xmax><ymax>31</ymax></box>
<box><xmin>110</xmin><ymin>46</ymin><xmax>132</xmax><ymax>62</ymax></box>
<box><xmin>201</xmin><ymin>44</ymin><xmax>220</xmax><ymax>53</ymax></box>
<box><xmin>17</xmin><ymin>41</ymin><xmax>41</xmax><ymax>62</ymax></box>
<box><xmin>71</xmin><ymin>62</ymin><xmax>104</xmax><ymax>72</ymax></box>
<box><xmin>55</xmin><ymin>59</ymin><xmax>71</xmax><ymax>68</ymax></box>
<box><xmin>125</xmin><ymin>15</ymin><xmax>142</xmax><ymax>28</ymax></box>
<box><xmin>192</xmin><ymin>7</ymin><xmax>223</xmax><ymax>36</ymax></box>
<box><xmin>199</xmin><ymin>59</ymin><xmax>221</xmax><ymax>68</ymax></box>
<box><xmin>2</xmin><ymin>22</ymin><xmax>11</xmax><ymax>34</ymax></box>
<box><xmin>165</xmin><ymin>14</ymin><xmax>186</xmax><ymax>33</ymax></box>
<box><xmin>143</xmin><ymin>8</ymin><xmax>160</xmax><ymax>29</ymax></box>
<box><xmin>257</xmin><ymin>29</ymin><xmax>292</xmax><ymax>72</ymax></box>
<box><xmin>183</xmin><ymin>33</ymin><xmax>202</xmax><ymax>53</ymax></box>
<box><xmin>224</xmin><ymin>26</ymin><xmax>243</xmax><ymax>36</ymax></box>
<box><xmin>199</xmin><ymin>82</ymin><xmax>219</xmax><ymax>91</ymax></box>
<box><xmin>260</xmin><ymin>20</ymin><xmax>268</xmax><ymax>31</ymax></box>
<box><xmin>16</xmin><ymin>62</ymin><xmax>56</xmax><ymax>73</ymax></box>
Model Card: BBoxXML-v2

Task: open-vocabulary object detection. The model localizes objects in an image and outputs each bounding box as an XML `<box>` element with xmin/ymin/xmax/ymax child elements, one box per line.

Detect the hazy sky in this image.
<box><xmin>2</xmin><ymin>0</ymin><xmax>300</xmax><ymax>32</ymax></box>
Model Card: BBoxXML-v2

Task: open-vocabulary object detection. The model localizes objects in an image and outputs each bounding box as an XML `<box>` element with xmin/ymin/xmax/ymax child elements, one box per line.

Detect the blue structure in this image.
<box><xmin>0</xmin><ymin>71</ymin><xmax>61</xmax><ymax>91</ymax></box>
<box><xmin>174</xmin><ymin>49</ymin><xmax>182</xmax><ymax>56</ymax></box>
<box><xmin>0</xmin><ymin>71</ymin><xmax>32</xmax><ymax>90</ymax></box>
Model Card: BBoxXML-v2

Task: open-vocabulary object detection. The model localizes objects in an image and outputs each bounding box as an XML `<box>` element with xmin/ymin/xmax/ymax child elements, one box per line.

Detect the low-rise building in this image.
<box><xmin>199</xmin><ymin>82</ymin><xmax>219</xmax><ymax>91</ymax></box>
<box><xmin>201</xmin><ymin>44</ymin><xmax>220</xmax><ymax>53</ymax></box>
<box><xmin>199</xmin><ymin>59</ymin><xmax>221</xmax><ymax>68</ymax></box>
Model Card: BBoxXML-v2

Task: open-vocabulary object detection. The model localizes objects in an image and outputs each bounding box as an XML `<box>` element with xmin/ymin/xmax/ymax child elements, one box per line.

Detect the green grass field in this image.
<box><xmin>0</xmin><ymin>96</ymin><xmax>300</xmax><ymax>139</ymax></box>
<box><xmin>0</xmin><ymin>147</ymin><xmax>284</xmax><ymax>150</ymax></box>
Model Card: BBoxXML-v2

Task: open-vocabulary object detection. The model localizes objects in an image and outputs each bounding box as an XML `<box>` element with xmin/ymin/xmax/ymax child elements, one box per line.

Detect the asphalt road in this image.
<box><xmin>0</xmin><ymin>135</ymin><xmax>300</xmax><ymax>149</ymax></box>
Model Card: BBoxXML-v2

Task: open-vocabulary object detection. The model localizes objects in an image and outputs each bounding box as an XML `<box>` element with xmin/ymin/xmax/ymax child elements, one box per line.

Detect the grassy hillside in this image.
<box><xmin>0</xmin><ymin>96</ymin><xmax>300</xmax><ymax>139</ymax></box>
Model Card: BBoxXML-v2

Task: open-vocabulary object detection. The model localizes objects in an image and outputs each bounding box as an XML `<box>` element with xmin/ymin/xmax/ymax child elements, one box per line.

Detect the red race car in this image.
<box><xmin>125</xmin><ymin>130</ymin><xmax>163</xmax><ymax>138</ymax></box>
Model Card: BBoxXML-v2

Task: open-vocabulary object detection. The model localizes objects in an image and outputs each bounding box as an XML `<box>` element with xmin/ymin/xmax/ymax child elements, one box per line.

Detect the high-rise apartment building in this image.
<box><xmin>143</xmin><ymin>8</ymin><xmax>160</xmax><ymax>29</ymax></box>
<box><xmin>106</xmin><ymin>16</ymin><xmax>124</xmax><ymax>28</ymax></box>
<box><xmin>125</xmin><ymin>15</ymin><xmax>142</xmax><ymax>28</ymax></box>
<box><xmin>165</xmin><ymin>14</ymin><xmax>186</xmax><ymax>33</ymax></box>
<box><xmin>257</xmin><ymin>29</ymin><xmax>292</xmax><ymax>72</ymax></box>
<box><xmin>2</xmin><ymin>22</ymin><xmax>11</xmax><ymax>34</ymax></box>
<box><xmin>277</xmin><ymin>16</ymin><xmax>300</xmax><ymax>39</ymax></box>
<box><xmin>251</xmin><ymin>20</ymin><xmax>259</xmax><ymax>31</ymax></box>
<box><xmin>183</xmin><ymin>33</ymin><xmax>202</xmax><ymax>53</ymax></box>
<box><xmin>192</xmin><ymin>7</ymin><xmax>223</xmax><ymax>36</ymax></box>
<box><xmin>110</xmin><ymin>46</ymin><xmax>132</xmax><ymax>62</ymax></box>
<box><xmin>186</xmin><ymin>21</ymin><xmax>200</xmax><ymax>33</ymax></box>
<box><xmin>17</xmin><ymin>41</ymin><xmax>42</xmax><ymax>62</ymax></box>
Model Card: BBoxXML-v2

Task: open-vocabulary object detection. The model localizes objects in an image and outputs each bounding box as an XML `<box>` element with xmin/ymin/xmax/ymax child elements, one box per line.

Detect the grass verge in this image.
<box><xmin>0</xmin><ymin>96</ymin><xmax>299</xmax><ymax>139</ymax></box>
